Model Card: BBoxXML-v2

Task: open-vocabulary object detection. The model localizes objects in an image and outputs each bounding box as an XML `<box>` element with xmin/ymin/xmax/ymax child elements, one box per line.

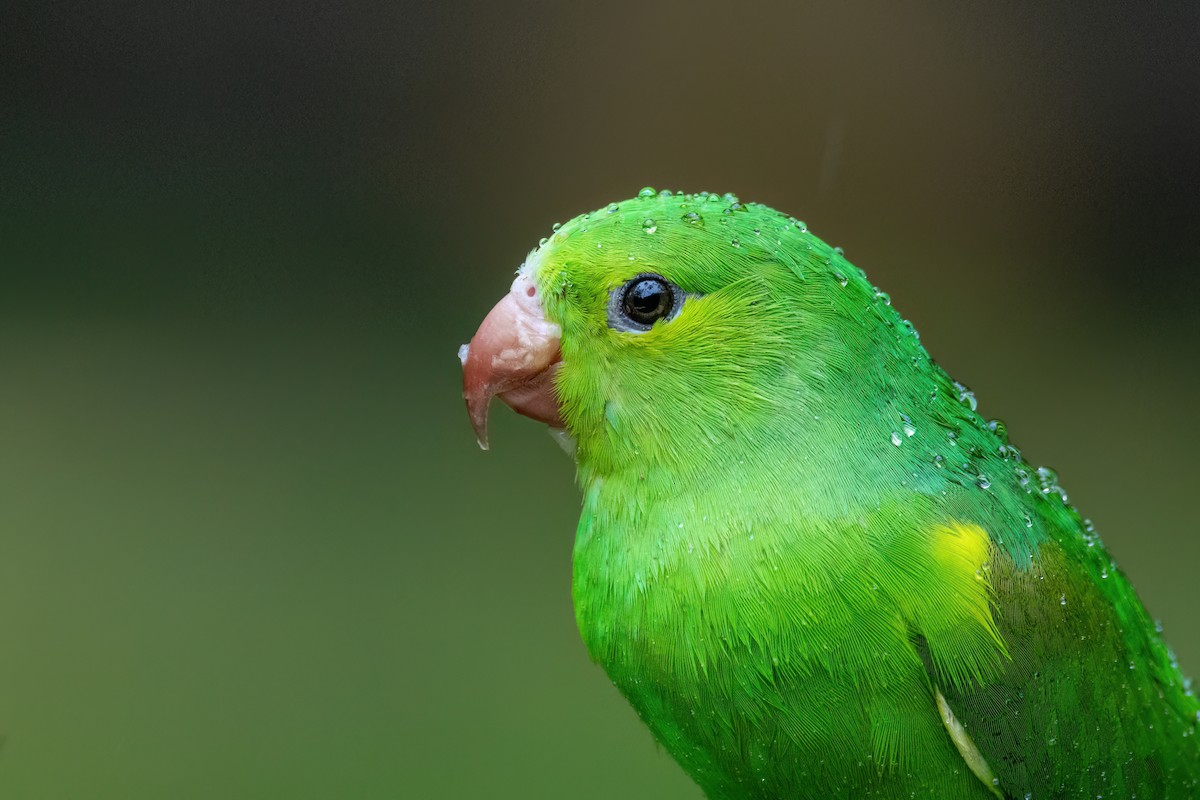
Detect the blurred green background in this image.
<box><xmin>2</xmin><ymin>1</ymin><xmax>1198</xmax><ymax>797</ymax></box>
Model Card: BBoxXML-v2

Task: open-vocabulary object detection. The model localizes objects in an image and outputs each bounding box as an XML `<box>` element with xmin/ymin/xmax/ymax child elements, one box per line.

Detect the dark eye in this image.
<box><xmin>607</xmin><ymin>273</ymin><xmax>690</xmax><ymax>332</ymax></box>
<box><xmin>622</xmin><ymin>276</ymin><xmax>673</xmax><ymax>325</ymax></box>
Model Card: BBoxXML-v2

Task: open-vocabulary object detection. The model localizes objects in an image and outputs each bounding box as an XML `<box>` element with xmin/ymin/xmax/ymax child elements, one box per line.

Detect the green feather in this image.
<box><xmin>519</xmin><ymin>190</ymin><xmax>1199</xmax><ymax>798</ymax></box>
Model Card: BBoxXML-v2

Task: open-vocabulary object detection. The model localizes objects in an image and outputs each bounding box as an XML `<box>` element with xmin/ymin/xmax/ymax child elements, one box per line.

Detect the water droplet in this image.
<box><xmin>834</xmin><ymin>246</ymin><xmax>845</xmax><ymax>257</ymax></box>
<box><xmin>551</xmin><ymin>222</ymin><xmax>562</xmax><ymax>232</ymax></box>
<box><xmin>683</xmin><ymin>211</ymin><xmax>702</xmax><ymax>224</ymax></box>
<box><xmin>834</xmin><ymin>272</ymin><xmax>848</xmax><ymax>287</ymax></box>
<box><xmin>903</xmin><ymin>422</ymin><xmax>916</xmax><ymax>437</ymax></box>
<box><xmin>976</xmin><ymin>474</ymin><xmax>992</xmax><ymax>490</ymax></box>
<box><xmin>731</xmin><ymin>238</ymin><xmax>741</xmax><ymax>248</ymax></box>
<box><xmin>538</xmin><ymin>237</ymin><xmax>548</xmax><ymax>247</ymax></box>
<box><xmin>637</xmin><ymin>186</ymin><xmax>656</xmax><ymax>198</ymax></box>
<box><xmin>873</xmin><ymin>287</ymin><xmax>892</xmax><ymax>305</ymax></box>
<box><xmin>658</xmin><ymin>189</ymin><xmax>673</xmax><ymax>198</ymax></box>
<box><xmin>752</xmin><ymin>228</ymin><xmax>761</xmax><ymax>236</ymax></box>
<box><xmin>1015</xmin><ymin>467</ymin><xmax>1031</xmax><ymax>491</ymax></box>
<box><xmin>1024</xmin><ymin>513</ymin><xmax>1033</xmax><ymax>528</ymax></box>
<box><xmin>1036</xmin><ymin>466</ymin><xmax>1068</xmax><ymax>502</ymax></box>
<box><xmin>890</xmin><ymin>431</ymin><xmax>903</xmax><ymax>447</ymax></box>
<box><xmin>1060</xmin><ymin>593</ymin><xmax>1067</xmax><ymax>606</ymax></box>
<box><xmin>642</xmin><ymin>219</ymin><xmax>657</xmax><ymax>234</ymax></box>
<box><xmin>606</xmin><ymin>202</ymin><xmax>620</xmax><ymax>213</ymax></box>
<box><xmin>952</xmin><ymin>381</ymin><xmax>978</xmax><ymax>411</ymax></box>
<box><xmin>932</xmin><ymin>454</ymin><xmax>945</xmax><ymax>467</ymax></box>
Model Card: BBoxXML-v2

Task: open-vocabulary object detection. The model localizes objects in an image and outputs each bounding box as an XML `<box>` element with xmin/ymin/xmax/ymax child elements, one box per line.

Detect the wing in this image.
<box><xmin>921</xmin><ymin>525</ymin><xmax>1200</xmax><ymax>799</ymax></box>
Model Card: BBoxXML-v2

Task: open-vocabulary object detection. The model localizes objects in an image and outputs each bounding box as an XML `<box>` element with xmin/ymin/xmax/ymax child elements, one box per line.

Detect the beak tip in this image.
<box><xmin>465</xmin><ymin>389</ymin><xmax>492</xmax><ymax>451</ymax></box>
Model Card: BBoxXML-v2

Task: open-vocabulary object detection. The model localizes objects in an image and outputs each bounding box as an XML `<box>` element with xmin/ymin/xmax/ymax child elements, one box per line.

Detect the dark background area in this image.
<box><xmin>2</xmin><ymin>1</ymin><xmax>1198</xmax><ymax>797</ymax></box>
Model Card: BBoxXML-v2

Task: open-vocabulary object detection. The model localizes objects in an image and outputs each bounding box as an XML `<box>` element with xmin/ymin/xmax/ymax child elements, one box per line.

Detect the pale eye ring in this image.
<box><xmin>607</xmin><ymin>273</ymin><xmax>687</xmax><ymax>332</ymax></box>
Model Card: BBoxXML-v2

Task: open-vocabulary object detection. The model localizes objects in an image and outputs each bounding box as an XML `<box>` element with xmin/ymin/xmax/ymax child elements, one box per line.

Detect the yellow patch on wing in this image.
<box><xmin>929</xmin><ymin>522</ymin><xmax>1002</xmax><ymax>640</ymax></box>
<box><xmin>932</xmin><ymin>522</ymin><xmax>991</xmax><ymax>575</ymax></box>
<box><xmin>893</xmin><ymin>521</ymin><xmax>1008</xmax><ymax>692</ymax></box>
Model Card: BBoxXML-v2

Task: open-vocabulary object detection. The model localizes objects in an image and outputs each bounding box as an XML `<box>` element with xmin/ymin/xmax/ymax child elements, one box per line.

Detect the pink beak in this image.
<box><xmin>460</xmin><ymin>272</ymin><xmax>564</xmax><ymax>449</ymax></box>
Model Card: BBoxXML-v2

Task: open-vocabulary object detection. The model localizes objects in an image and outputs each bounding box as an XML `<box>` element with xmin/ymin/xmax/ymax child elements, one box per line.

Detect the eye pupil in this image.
<box><xmin>622</xmin><ymin>277</ymin><xmax>673</xmax><ymax>325</ymax></box>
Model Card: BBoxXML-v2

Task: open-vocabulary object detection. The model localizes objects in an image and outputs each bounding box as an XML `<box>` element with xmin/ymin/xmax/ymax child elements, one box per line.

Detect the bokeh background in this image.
<box><xmin>3</xmin><ymin>1</ymin><xmax>1198</xmax><ymax>797</ymax></box>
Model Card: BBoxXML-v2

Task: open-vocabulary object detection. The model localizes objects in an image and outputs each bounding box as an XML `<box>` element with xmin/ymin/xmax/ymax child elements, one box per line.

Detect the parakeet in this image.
<box><xmin>460</xmin><ymin>189</ymin><xmax>1200</xmax><ymax>799</ymax></box>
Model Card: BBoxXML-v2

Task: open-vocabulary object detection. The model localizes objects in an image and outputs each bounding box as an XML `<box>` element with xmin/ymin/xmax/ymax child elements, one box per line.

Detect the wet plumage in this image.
<box><xmin>462</xmin><ymin>190</ymin><xmax>1200</xmax><ymax>799</ymax></box>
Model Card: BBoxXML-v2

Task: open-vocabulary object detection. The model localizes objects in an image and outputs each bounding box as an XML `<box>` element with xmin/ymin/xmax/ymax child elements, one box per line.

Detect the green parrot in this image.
<box><xmin>460</xmin><ymin>189</ymin><xmax>1200</xmax><ymax>799</ymax></box>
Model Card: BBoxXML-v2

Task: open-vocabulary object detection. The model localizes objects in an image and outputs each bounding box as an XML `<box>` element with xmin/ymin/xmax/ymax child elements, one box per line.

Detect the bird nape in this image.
<box><xmin>460</xmin><ymin>189</ymin><xmax>1200</xmax><ymax>800</ymax></box>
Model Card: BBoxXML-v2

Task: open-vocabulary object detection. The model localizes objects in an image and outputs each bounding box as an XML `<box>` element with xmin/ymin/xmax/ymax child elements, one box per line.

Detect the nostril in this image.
<box><xmin>525</xmin><ymin>285</ymin><xmax>536</xmax><ymax>298</ymax></box>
